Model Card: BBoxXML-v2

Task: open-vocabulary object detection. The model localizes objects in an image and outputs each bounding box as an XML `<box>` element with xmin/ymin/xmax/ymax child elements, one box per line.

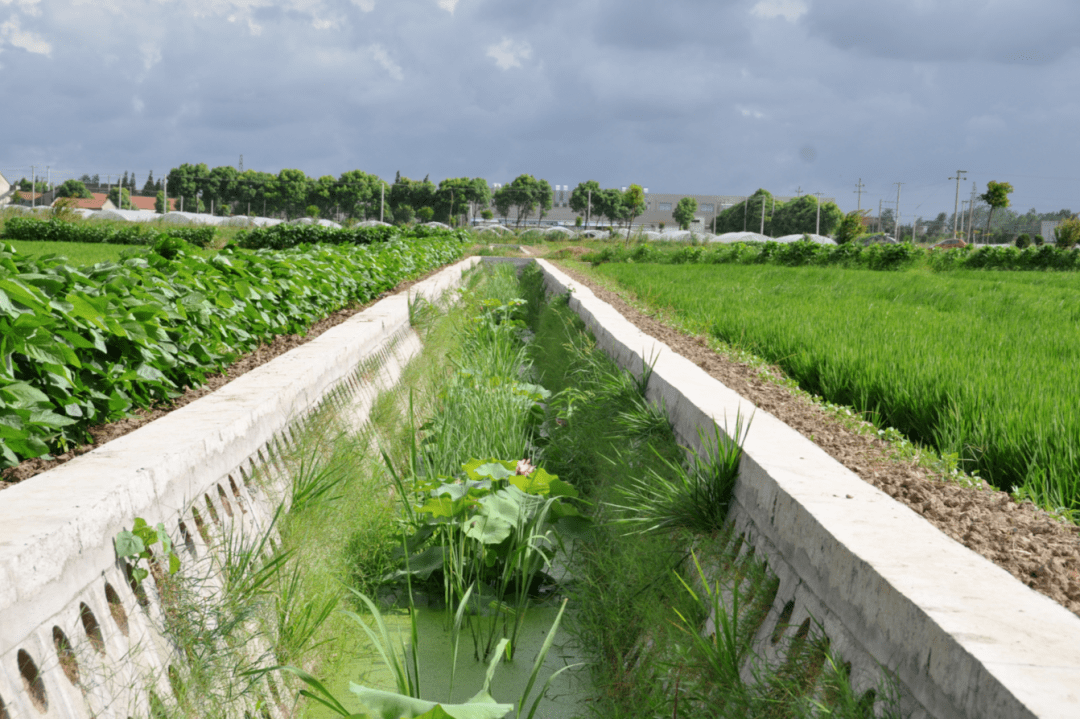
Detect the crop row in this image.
<box><xmin>594</xmin><ymin>262</ymin><xmax>1080</xmax><ymax>514</ymax></box>
<box><xmin>235</xmin><ymin>223</ymin><xmax>468</xmax><ymax>249</ymax></box>
<box><xmin>0</xmin><ymin>233</ymin><xmax>466</xmax><ymax>467</ymax></box>
<box><xmin>585</xmin><ymin>239</ymin><xmax>1080</xmax><ymax>273</ymax></box>
<box><xmin>2</xmin><ymin>216</ymin><xmax>217</xmax><ymax>248</ymax></box>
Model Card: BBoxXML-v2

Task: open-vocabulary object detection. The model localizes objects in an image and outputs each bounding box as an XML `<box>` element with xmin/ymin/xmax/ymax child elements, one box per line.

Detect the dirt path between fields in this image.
<box><xmin>553</xmin><ymin>259</ymin><xmax>1080</xmax><ymax>619</ymax></box>
<box><xmin>0</xmin><ymin>265</ymin><xmax>449</xmax><ymax>491</ymax></box>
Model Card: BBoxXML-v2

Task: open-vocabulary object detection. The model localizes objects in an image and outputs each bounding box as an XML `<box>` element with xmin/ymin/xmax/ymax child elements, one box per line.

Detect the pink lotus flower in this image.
<box><xmin>516</xmin><ymin>458</ymin><xmax>536</xmax><ymax>475</ymax></box>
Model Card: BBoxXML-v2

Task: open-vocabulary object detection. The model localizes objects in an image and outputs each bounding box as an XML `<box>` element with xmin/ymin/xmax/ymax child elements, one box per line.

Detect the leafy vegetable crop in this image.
<box><xmin>236</xmin><ymin>223</ymin><xmax>467</xmax><ymax>250</ymax></box>
<box><xmin>3</xmin><ymin>216</ymin><xmax>217</xmax><ymax>248</ymax></box>
<box><xmin>0</xmin><ymin>234</ymin><xmax>465</xmax><ymax>467</ymax></box>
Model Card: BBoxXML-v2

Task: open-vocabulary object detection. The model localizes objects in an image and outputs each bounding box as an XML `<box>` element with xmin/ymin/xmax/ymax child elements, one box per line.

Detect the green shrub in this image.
<box><xmin>1</xmin><ymin>216</ymin><xmax>216</xmax><ymax>248</ymax></box>
<box><xmin>1016</xmin><ymin>233</ymin><xmax>1031</xmax><ymax>249</ymax></box>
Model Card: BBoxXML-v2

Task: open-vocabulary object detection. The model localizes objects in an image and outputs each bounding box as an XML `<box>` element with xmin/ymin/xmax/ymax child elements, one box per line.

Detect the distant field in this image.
<box><xmin>592</xmin><ymin>262</ymin><xmax>1080</xmax><ymax>513</ymax></box>
<box><xmin>2</xmin><ymin>240</ymin><xmax>133</xmax><ymax>265</ymax></box>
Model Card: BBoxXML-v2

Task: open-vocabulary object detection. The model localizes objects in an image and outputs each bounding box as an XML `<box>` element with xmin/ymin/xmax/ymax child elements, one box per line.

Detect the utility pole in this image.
<box><xmin>743</xmin><ymin>196</ymin><xmax>748</xmax><ymax>231</ymax></box>
<box><xmin>760</xmin><ymin>196</ymin><xmax>766</xmax><ymax>235</ymax></box>
<box><xmin>949</xmin><ymin>170</ymin><xmax>967</xmax><ymax>238</ymax></box>
<box><xmin>878</xmin><ymin>199</ymin><xmax>883</xmax><ymax>232</ymax></box>
<box><xmin>968</xmin><ymin>182</ymin><xmax>977</xmax><ymax>243</ymax></box>
<box><xmin>163</xmin><ymin>177</ymin><xmax>168</xmax><ymax>213</ymax></box>
<box><xmin>30</xmin><ymin>165</ymin><xmax>35</xmax><ymax>208</ymax></box>
<box><xmin>959</xmin><ymin>201</ymin><xmax>967</xmax><ymax>237</ymax></box>
<box><xmin>586</xmin><ymin>189</ymin><xmax>592</xmax><ymax>228</ymax></box>
<box><xmin>380</xmin><ymin>183</ymin><xmax>385</xmax><ymax>222</ymax></box>
<box><xmin>813</xmin><ymin>192</ymin><xmax>825</xmax><ymax>235</ymax></box>
<box><xmin>854</xmin><ymin>179</ymin><xmax>865</xmax><ymax>212</ymax></box>
<box><xmin>46</xmin><ymin>166</ymin><xmax>50</xmax><ymax>203</ymax></box>
<box><xmin>796</xmin><ymin>186</ymin><xmax>803</xmax><ymax>197</ymax></box>
<box><xmin>894</xmin><ymin>182</ymin><xmax>904</xmax><ymax>241</ymax></box>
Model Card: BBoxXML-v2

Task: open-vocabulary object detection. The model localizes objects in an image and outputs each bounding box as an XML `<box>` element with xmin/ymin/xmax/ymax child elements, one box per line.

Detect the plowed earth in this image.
<box><xmin>554</xmin><ymin>259</ymin><xmax>1080</xmax><ymax>619</ymax></box>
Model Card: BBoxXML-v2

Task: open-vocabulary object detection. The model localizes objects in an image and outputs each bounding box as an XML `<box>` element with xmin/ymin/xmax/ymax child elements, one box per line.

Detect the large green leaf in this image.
<box><xmin>348</xmin><ymin>686</ymin><xmax>512</xmax><ymax>719</ymax></box>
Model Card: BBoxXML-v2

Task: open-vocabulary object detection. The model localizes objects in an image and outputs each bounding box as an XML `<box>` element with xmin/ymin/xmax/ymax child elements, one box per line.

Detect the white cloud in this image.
<box><xmin>0</xmin><ymin>16</ymin><xmax>51</xmax><ymax>56</ymax></box>
<box><xmin>437</xmin><ymin>0</ymin><xmax>459</xmax><ymax>13</ymax></box>
<box><xmin>738</xmin><ymin>105</ymin><xmax>765</xmax><ymax>119</ymax></box>
<box><xmin>351</xmin><ymin>0</ymin><xmax>375</xmax><ymax>10</ymax></box>
<box><xmin>0</xmin><ymin>0</ymin><xmax>43</xmax><ymax>17</ymax></box>
<box><xmin>132</xmin><ymin>96</ymin><xmax>145</xmax><ymax>113</ymax></box>
<box><xmin>750</xmin><ymin>0</ymin><xmax>808</xmax><ymax>22</ymax></box>
<box><xmin>140</xmin><ymin>42</ymin><xmax>161</xmax><ymax>71</ymax></box>
<box><xmin>486</xmin><ymin>37</ymin><xmax>531</xmax><ymax>70</ymax></box>
<box><xmin>370</xmin><ymin>43</ymin><xmax>403</xmax><ymax>80</ymax></box>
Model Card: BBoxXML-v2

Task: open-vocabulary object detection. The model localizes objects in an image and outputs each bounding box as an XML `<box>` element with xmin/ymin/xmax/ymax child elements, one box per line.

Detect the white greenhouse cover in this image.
<box><xmin>357</xmin><ymin>220</ymin><xmax>392</xmax><ymax>227</ymax></box>
<box><xmin>711</xmin><ymin>232</ymin><xmax>771</xmax><ymax>244</ymax></box>
<box><xmin>421</xmin><ymin>222</ymin><xmax>452</xmax><ymax>230</ymax></box>
<box><xmin>774</xmin><ymin>233</ymin><xmax>837</xmax><ymax>245</ymax></box>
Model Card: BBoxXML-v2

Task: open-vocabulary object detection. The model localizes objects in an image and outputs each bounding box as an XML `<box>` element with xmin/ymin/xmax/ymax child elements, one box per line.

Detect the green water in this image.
<box><xmin>310</xmin><ymin>605</ymin><xmax>592</xmax><ymax>718</ymax></box>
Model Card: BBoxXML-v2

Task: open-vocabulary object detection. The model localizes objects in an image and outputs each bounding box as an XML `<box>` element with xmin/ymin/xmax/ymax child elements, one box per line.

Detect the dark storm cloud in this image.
<box><xmin>2</xmin><ymin>0</ymin><xmax>1080</xmax><ymax>214</ymax></box>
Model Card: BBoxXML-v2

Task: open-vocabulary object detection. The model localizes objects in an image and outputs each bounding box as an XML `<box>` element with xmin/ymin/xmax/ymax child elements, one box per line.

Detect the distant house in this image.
<box><xmin>52</xmin><ymin>193</ymin><xmax>117</xmax><ymax>211</ymax></box>
<box><xmin>0</xmin><ymin>172</ymin><xmax>12</xmax><ymax>206</ymax></box>
<box><xmin>128</xmin><ymin>195</ymin><xmax>176</xmax><ymax>212</ymax></box>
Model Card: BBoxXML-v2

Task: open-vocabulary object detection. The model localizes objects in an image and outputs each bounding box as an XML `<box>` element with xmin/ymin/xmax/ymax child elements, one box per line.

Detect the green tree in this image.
<box><xmin>492</xmin><ymin>186</ymin><xmax>513</xmax><ymax>222</ymax></box>
<box><xmin>771</xmin><ymin>194</ymin><xmax>842</xmax><ymax>236</ymax></box>
<box><xmin>435</xmin><ymin>177</ymin><xmax>475</xmax><ymax>224</ymax></box>
<box><xmin>306</xmin><ymin>205</ymin><xmax>320</xmax><ymax>219</ymax></box>
<box><xmin>206</xmin><ymin>165</ymin><xmax>239</xmax><ymax>213</ymax></box>
<box><xmin>142</xmin><ymin>171</ymin><xmax>157</xmax><ymax>196</ymax></box>
<box><xmin>335</xmin><ymin>170</ymin><xmax>383</xmax><ymax>220</ymax></box>
<box><xmin>497</xmin><ymin>174</ymin><xmax>544</xmax><ymax>228</ymax></box>
<box><xmin>623</xmin><ymin>185</ymin><xmax>647</xmax><ymax>240</ymax></box>
<box><xmin>569</xmin><ymin>180</ymin><xmax>601</xmax><ymax>228</ymax></box>
<box><xmin>1015</xmin><ymin>233</ymin><xmax>1031</xmax><ymax>249</ymax></box>
<box><xmin>980</xmin><ymin>180</ymin><xmax>1014</xmax><ymax>236</ymax></box>
<box><xmin>166</xmin><ymin>163</ymin><xmax>210</xmax><ymax>214</ymax></box>
<box><xmin>834</xmin><ymin>210</ymin><xmax>868</xmax><ymax>245</ymax></box>
<box><xmin>155</xmin><ymin>191</ymin><xmax>168</xmax><ymax>214</ymax></box>
<box><xmin>713</xmin><ymin>189</ymin><xmax>775</xmax><ymax>234</ymax></box>
<box><xmin>534</xmin><ymin>179</ymin><xmax>554</xmax><ymax>228</ymax></box>
<box><xmin>389</xmin><ymin>174</ymin><xmax>436</xmax><ymax>222</ymax></box>
<box><xmin>468</xmin><ymin>177</ymin><xmax>492</xmax><ymax>224</ymax></box>
<box><xmin>307</xmin><ymin>175</ymin><xmax>337</xmax><ymax>218</ymax></box>
<box><xmin>1053</xmin><ymin>216</ymin><xmax>1080</xmax><ymax>249</ymax></box>
<box><xmin>416</xmin><ymin>206</ymin><xmax>435</xmax><ymax>222</ymax></box>
<box><xmin>55</xmin><ymin>179</ymin><xmax>92</xmax><ymax>199</ymax></box>
<box><xmin>672</xmin><ymin>197</ymin><xmax>698</xmax><ymax>230</ymax></box>
<box><xmin>274</xmin><ymin>168</ymin><xmax>312</xmax><ymax>219</ymax></box>
<box><xmin>107</xmin><ymin>186</ymin><xmax>135</xmax><ymax>210</ymax></box>
<box><xmin>590</xmin><ymin>187</ymin><xmax>625</xmax><ymax>228</ymax></box>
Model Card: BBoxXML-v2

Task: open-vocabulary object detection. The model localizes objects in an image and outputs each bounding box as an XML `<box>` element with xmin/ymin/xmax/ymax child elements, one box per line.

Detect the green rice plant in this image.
<box><xmin>610</xmin><ymin>412</ymin><xmax>751</xmax><ymax>535</ymax></box>
<box><xmin>593</xmin><ymin>261</ymin><xmax>1080</xmax><ymax>515</ymax></box>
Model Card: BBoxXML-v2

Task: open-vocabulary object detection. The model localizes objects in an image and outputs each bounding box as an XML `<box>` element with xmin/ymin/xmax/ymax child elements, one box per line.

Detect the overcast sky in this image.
<box><xmin>2</xmin><ymin>0</ymin><xmax>1079</xmax><ymax>218</ymax></box>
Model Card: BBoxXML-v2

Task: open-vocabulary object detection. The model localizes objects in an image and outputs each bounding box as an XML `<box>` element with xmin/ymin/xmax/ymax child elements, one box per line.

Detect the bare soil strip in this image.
<box><xmin>0</xmin><ymin>266</ymin><xmax>447</xmax><ymax>491</ymax></box>
<box><xmin>554</xmin><ymin>259</ymin><xmax>1080</xmax><ymax>618</ymax></box>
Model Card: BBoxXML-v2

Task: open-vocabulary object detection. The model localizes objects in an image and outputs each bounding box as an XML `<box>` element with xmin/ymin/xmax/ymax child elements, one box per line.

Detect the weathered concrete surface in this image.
<box><xmin>0</xmin><ymin>256</ymin><xmax>480</xmax><ymax>718</ymax></box>
<box><xmin>534</xmin><ymin>258</ymin><xmax>1080</xmax><ymax>719</ymax></box>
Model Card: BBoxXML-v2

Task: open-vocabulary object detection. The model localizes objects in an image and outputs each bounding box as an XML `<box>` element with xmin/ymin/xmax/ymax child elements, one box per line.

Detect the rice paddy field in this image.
<box><xmin>591</xmin><ymin>262</ymin><xmax>1080</xmax><ymax>514</ymax></box>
